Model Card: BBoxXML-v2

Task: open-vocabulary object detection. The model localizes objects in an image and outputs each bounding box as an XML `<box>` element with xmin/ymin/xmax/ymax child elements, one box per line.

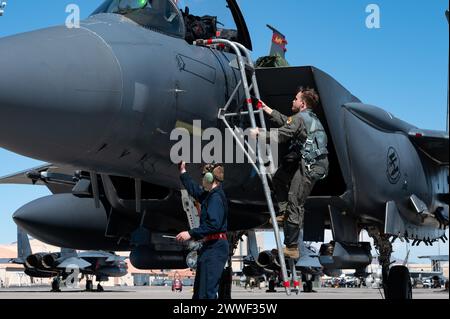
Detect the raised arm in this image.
<box><xmin>179</xmin><ymin>162</ymin><xmax>206</xmax><ymax>201</ymax></box>
<box><xmin>262</xmin><ymin>101</ymin><xmax>288</xmax><ymax>126</ymax></box>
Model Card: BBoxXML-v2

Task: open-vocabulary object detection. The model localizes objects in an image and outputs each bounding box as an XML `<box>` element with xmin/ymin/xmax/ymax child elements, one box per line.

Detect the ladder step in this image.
<box><xmin>223</xmin><ymin>110</ymin><xmax>263</xmax><ymax>117</ymax></box>
<box><xmin>196</xmin><ymin>38</ymin><xmax>291</xmax><ymax>296</ymax></box>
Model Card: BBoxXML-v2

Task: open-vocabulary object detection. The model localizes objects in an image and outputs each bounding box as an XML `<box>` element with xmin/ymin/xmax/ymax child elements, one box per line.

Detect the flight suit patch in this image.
<box><xmin>287</xmin><ymin>117</ymin><xmax>293</xmax><ymax>125</ymax></box>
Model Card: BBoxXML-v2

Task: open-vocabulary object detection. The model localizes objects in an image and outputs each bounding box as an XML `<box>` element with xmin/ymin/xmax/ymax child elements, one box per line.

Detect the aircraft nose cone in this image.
<box><xmin>0</xmin><ymin>26</ymin><xmax>122</xmax><ymax>161</ymax></box>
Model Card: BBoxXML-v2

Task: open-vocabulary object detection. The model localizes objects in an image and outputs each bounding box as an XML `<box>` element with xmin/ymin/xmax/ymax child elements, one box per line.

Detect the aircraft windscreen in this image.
<box><xmin>92</xmin><ymin>0</ymin><xmax>185</xmax><ymax>38</ymax></box>
<box><xmin>93</xmin><ymin>0</ymin><xmax>249</xmax><ymax>46</ymax></box>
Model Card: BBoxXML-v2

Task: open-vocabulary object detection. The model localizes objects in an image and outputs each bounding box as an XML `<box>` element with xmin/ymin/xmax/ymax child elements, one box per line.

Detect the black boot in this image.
<box><xmin>283</xmin><ymin>221</ymin><xmax>300</xmax><ymax>247</ymax></box>
<box><xmin>283</xmin><ymin>222</ymin><xmax>300</xmax><ymax>259</ymax></box>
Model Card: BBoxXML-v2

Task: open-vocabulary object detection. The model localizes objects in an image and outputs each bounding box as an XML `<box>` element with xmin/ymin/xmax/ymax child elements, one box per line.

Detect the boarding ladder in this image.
<box><xmin>194</xmin><ymin>38</ymin><xmax>294</xmax><ymax>295</ymax></box>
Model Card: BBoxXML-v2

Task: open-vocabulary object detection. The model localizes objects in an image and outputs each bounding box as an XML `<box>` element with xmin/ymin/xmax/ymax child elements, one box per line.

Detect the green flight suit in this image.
<box><xmin>260</xmin><ymin>109</ymin><xmax>329</xmax><ymax>247</ymax></box>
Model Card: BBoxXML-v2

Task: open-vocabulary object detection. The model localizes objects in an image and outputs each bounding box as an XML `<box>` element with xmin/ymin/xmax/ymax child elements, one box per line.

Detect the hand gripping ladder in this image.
<box><xmin>194</xmin><ymin>38</ymin><xmax>292</xmax><ymax>295</ymax></box>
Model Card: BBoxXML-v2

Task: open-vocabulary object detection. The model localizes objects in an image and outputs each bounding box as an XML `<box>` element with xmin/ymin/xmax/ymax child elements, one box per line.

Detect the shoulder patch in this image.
<box><xmin>286</xmin><ymin>117</ymin><xmax>293</xmax><ymax>125</ymax></box>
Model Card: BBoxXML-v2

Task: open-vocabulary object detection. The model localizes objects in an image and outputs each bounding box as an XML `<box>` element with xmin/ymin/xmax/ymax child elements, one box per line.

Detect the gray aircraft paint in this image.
<box><xmin>0</xmin><ymin>1</ymin><xmax>447</xmax><ymax>278</ymax></box>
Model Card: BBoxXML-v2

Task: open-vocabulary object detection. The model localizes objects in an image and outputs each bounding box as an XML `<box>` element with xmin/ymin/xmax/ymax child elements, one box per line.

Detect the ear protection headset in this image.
<box><xmin>203</xmin><ymin>172</ymin><xmax>215</xmax><ymax>184</ymax></box>
<box><xmin>202</xmin><ymin>164</ymin><xmax>223</xmax><ymax>184</ymax></box>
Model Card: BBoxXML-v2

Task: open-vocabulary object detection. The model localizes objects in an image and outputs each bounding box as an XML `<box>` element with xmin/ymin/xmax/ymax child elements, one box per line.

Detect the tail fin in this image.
<box><xmin>267</xmin><ymin>24</ymin><xmax>288</xmax><ymax>59</ymax></box>
<box><xmin>17</xmin><ymin>226</ymin><xmax>32</xmax><ymax>261</ymax></box>
<box><xmin>255</xmin><ymin>25</ymin><xmax>290</xmax><ymax>68</ymax></box>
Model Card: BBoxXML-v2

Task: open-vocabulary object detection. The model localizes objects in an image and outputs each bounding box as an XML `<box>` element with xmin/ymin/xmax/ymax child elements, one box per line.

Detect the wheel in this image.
<box><xmin>97</xmin><ymin>283</ymin><xmax>104</xmax><ymax>292</ymax></box>
<box><xmin>386</xmin><ymin>266</ymin><xmax>412</xmax><ymax>299</ymax></box>
<box><xmin>51</xmin><ymin>278</ymin><xmax>61</xmax><ymax>292</ymax></box>
<box><xmin>301</xmin><ymin>274</ymin><xmax>312</xmax><ymax>292</ymax></box>
<box><xmin>218</xmin><ymin>266</ymin><xmax>232</xmax><ymax>299</ymax></box>
<box><xmin>303</xmin><ymin>280</ymin><xmax>313</xmax><ymax>292</ymax></box>
<box><xmin>266</xmin><ymin>279</ymin><xmax>277</xmax><ymax>293</ymax></box>
<box><xmin>86</xmin><ymin>279</ymin><xmax>93</xmax><ymax>291</ymax></box>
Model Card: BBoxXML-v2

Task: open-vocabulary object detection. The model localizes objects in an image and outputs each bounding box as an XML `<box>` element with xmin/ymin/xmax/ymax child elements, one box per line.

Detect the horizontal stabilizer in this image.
<box><xmin>57</xmin><ymin>257</ymin><xmax>91</xmax><ymax>270</ymax></box>
<box><xmin>106</xmin><ymin>255</ymin><xmax>127</xmax><ymax>263</ymax></box>
<box><xmin>296</xmin><ymin>255</ymin><xmax>322</xmax><ymax>268</ymax></box>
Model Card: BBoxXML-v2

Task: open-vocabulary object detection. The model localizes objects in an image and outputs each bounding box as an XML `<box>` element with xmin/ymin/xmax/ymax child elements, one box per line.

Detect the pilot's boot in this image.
<box><xmin>283</xmin><ymin>245</ymin><xmax>299</xmax><ymax>259</ymax></box>
<box><xmin>283</xmin><ymin>221</ymin><xmax>300</xmax><ymax>259</ymax></box>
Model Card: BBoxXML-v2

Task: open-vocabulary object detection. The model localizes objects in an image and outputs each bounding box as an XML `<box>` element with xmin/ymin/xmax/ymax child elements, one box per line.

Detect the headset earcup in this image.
<box><xmin>204</xmin><ymin>172</ymin><xmax>214</xmax><ymax>184</ymax></box>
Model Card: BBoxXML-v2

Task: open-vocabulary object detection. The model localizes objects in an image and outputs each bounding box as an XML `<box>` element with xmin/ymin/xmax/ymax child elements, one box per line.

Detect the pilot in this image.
<box><xmin>176</xmin><ymin>162</ymin><xmax>229</xmax><ymax>299</ymax></box>
<box><xmin>250</xmin><ymin>87</ymin><xmax>329</xmax><ymax>259</ymax></box>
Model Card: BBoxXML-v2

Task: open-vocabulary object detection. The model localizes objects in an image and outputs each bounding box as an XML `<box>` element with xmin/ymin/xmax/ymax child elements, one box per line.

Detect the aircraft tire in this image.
<box><xmin>303</xmin><ymin>281</ymin><xmax>313</xmax><ymax>292</ymax></box>
<box><xmin>386</xmin><ymin>266</ymin><xmax>412</xmax><ymax>299</ymax></box>
<box><xmin>218</xmin><ymin>266</ymin><xmax>232</xmax><ymax>299</ymax></box>
<box><xmin>51</xmin><ymin>278</ymin><xmax>61</xmax><ymax>292</ymax></box>
<box><xmin>86</xmin><ymin>280</ymin><xmax>93</xmax><ymax>292</ymax></box>
<box><xmin>266</xmin><ymin>278</ymin><xmax>276</xmax><ymax>293</ymax></box>
<box><xmin>301</xmin><ymin>274</ymin><xmax>313</xmax><ymax>292</ymax></box>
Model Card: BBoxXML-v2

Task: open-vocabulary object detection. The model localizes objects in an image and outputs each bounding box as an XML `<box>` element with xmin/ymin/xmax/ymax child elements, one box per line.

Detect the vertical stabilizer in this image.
<box><xmin>17</xmin><ymin>226</ymin><xmax>32</xmax><ymax>260</ymax></box>
<box><xmin>267</xmin><ymin>24</ymin><xmax>288</xmax><ymax>59</ymax></box>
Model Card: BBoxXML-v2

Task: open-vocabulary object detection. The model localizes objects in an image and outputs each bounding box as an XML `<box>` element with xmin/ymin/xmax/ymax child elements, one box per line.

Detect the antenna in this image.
<box><xmin>403</xmin><ymin>242</ymin><xmax>410</xmax><ymax>267</ymax></box>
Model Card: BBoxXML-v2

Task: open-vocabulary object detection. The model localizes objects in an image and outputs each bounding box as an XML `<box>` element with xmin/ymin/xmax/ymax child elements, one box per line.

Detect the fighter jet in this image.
<box><xmin>0</xmin><ymin>227</ymin><xmax>128</xmax><ymax>292</ymax></box>
<box><xmin>0</xmin><ymin>0</ymin><xmax>448</xmax><ymax>299</ymax></box>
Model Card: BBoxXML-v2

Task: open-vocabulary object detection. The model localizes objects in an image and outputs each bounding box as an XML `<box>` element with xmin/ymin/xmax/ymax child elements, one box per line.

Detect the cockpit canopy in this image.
<box><xmin>92</xmin><ymin>0</ymin><xmax>185</xmax><ymax>38</ymax></box>
<box><xmin>92</xmin><ymin>0</ymin><xmax>252</xmax><ymax>49</ymax></box>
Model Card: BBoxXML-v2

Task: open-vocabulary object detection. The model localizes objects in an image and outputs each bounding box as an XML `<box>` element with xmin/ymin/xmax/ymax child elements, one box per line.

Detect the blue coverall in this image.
<box><xmin>180</xmin><ymin>172</ymin><xmax>229</xmax><ymax>299</ymax></box>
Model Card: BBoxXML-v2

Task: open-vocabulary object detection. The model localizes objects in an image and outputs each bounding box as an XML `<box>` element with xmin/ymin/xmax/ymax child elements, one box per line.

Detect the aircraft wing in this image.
<box><xmin>0</xmin><ymin>258</ymin><xmax>24</xmax><ymax>265</ymax></box>
<box><xmin>409</xmin><ymin>270</ymin><xmax>444</xmax><ymax>278</ymax></box>
<box><xmin>418</xmin><ymin>255</ymin><xmax>449</xmax><ymax>262</ymax></box>
<box><xmin>0</xmin><ymin>163</ymin><xmax>78</xmax><ymax>194</ymax></box>
<box><xmin>408</xmin><ymin>129</ymin><xmax>449</xmax><ymax>165</ymax></box>
<box><xmin>0</xmin><ymin>258</ymin><xmax>13</xmax><ymax>264</ymax></box>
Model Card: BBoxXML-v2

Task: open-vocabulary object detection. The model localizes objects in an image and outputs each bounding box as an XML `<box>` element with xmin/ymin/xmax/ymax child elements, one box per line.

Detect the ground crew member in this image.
<box><xmin>175</xmin><ymin>162</ymin><xmax>229</xmax><ymax>299</ymax></box>
<box><xmin>250</xmin><ymin>87</ymin><xmax>329</xmax><ymax>259</ymax></box>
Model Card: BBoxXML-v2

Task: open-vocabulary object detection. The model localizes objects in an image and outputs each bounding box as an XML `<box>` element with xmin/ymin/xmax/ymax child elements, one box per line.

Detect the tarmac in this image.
<box><xmin>0</xmin><ymin>286</ymin><xmax>448</xmax><ymax>299</ymax></box>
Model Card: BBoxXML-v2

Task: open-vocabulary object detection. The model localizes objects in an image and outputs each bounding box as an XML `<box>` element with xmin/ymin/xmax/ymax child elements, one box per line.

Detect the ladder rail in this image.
<box><xmin>218</xmin><ymin>113</ymin><xmax>260</xmax><ymax>174</ymax></box>
<box><xmin>223</xmin><ymin>79</ymin><xmax>242</xmax><ymax>113</ymax></box>
<box><xmin>234</xmin><ymin>42</ymin><xmax>276</xmax><ymax>175</ymax></box>
<box><xmin>195</xmin><ymin>39</ymin><xmax>292</xmax><ymax>295</ymax></box>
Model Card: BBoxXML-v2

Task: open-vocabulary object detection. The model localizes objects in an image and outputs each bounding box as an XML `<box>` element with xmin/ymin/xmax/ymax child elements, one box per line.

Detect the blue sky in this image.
<box><xmin>0</xmin><ymin>0</ymin><xmax>448</xmax><ymax>262</ymax></box>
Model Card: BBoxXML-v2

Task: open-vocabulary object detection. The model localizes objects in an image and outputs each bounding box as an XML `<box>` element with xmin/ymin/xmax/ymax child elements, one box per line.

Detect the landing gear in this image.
<box><xmin>219</xmin><ymin>232</ymin><xmax>241</xmax><ymax>299</ymax></box>
<box><xmin>97</xmin><ymin>283</ymin><xmax>104</xmax><ymax>292</ymax></box>
<box><xmin>301</xmin><ymin>274</ymin><xmax>316</xmax><ymax>293</ymax></box>
<box><xmin>266</xmin><ymin>273</ymin><xmax>278</xmax><ymax>293</ymax></box>
<box><xmin>51</xmin><ymin>277</ymin><xmax>61</xmax><ymax>292</ymax></box>
<box><xmin>218</xmin><ymin>265</ymin><xmax>232</xmax><ymax>299</ymax></box>
<box><xmin>86</xmin><ymin>279</ymin><xmax>94</xmax><ymax>292</ymax></box>
<box><xmin>386</xmin><ymin>266</ymin><xmax>412</xmax><ymax>299</ymax></box>
<box><xmin>368</xmin><ymin>227</ymin><xmax>412</xmax><ymax>299</ymax></box>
